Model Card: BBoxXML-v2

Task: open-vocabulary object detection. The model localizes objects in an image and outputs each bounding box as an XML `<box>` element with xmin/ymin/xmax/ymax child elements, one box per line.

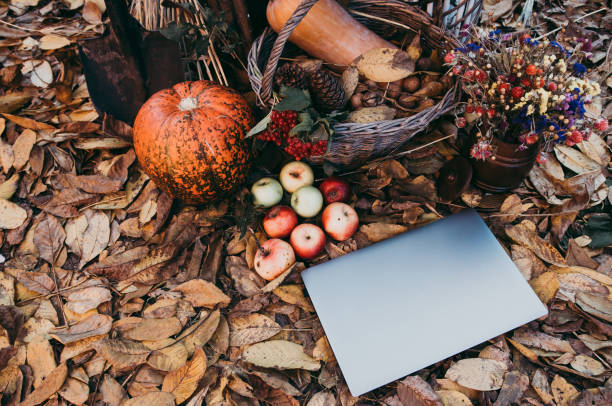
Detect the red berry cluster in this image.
<box><xmin>257</xmin><ymin>110</ymin><xmax>299</xmax><ymax>145</ymax></box>
<box><xmin>257</xmin><ymin>110</ymin><xmax>328</xmax><ymax>160</ymax></box>
<box><xmin>285</xmin><ymin>138</ymin><xmax>328</xmax><ymax>161</ymax></box>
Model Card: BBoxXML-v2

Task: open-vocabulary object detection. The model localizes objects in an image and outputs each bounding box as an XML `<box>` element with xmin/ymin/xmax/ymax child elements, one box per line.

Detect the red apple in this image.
<box><xmin>254</xmin><ymin>239</ymin><xmax>296</xmax><ymax>281</ymax></box>
<box><xmin>263</xmin><ymin>205</ymin><xmax>298</xmax><ymax>238</ymax></box>
<box><xmin>319</xmin><ymin>177</ymin><xmax>351</xmax><ymax>204</ymax></box>
<box><xmin>322</xmin><ymin>202</ymin><xmax>359</xmax><ymax>241</ymax></box>
<box><xmin>290</xmin><ymin>224</ymin><xmax>326</xmax><ymax>260</ymax></box>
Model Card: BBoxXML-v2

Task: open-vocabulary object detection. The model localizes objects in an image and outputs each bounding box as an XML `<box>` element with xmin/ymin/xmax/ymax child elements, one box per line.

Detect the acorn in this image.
<box><xmin>350</xmin><ymin>93</ymin><xmax>363</xmax><ymax>109</ymax></box>
<box><xmin>402</xmin><ymin>76</ymin><xmax>421</xmax><ymax>92</ymax></box>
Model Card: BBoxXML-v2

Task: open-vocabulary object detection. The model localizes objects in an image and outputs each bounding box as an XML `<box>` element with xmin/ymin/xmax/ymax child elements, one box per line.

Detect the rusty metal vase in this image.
<box><xmin>470</xmin><ymin>137</ymin><xmax>541</xmax><ymax>193</ymax></box>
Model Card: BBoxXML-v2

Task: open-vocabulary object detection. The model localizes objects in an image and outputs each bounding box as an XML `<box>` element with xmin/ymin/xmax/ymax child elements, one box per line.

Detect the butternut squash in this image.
<box><xmin>266</xmin><ymin>0</ymin><xmax>396</xmax><ymax>68</ymax></box>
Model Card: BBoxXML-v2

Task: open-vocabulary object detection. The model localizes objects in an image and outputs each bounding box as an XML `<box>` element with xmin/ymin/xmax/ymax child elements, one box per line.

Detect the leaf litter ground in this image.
<box><xmin>0</xmin><ymin>1</ymin><xmax>612</xmax><ymax>406</ymax></box>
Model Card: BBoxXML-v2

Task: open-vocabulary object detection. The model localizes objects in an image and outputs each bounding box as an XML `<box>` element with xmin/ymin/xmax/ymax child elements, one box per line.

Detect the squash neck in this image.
<box><xmin>178</xmin><ymin>97</ymin><xmax>198</xmax><ymax>111</ymax></box>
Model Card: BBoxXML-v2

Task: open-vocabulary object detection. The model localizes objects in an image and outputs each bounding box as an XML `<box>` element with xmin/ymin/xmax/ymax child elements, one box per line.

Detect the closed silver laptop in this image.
<box><xmin>302</xmin><ymin>209</ymin><xmax>547</xmax><ymax>396</ymax></box>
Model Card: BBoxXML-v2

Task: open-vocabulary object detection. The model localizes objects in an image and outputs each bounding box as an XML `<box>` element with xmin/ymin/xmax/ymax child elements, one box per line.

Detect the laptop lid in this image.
<box><xmin>301</xmin><ymin>209</ymin><xmax>548</xmax><ymax>396</ymax></box>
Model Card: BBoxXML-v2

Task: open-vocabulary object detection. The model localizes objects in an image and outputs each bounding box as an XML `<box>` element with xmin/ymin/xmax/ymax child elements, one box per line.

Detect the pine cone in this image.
<box><xmin>274</xmin><ymin>63</ymin><xmax>309</xmax><ymax>89</ymax></box>
<box><xmin>310</xmin><ymin>70</ymin><xmax>346</xmax><ymax>112</ymax></box>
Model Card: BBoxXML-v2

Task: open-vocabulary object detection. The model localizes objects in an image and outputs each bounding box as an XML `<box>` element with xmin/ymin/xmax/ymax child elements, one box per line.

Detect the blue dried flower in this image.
<box><xmin>573</xmin><ymin>63</ymin><xmax>587</xmax><ymax>76</ymax></box>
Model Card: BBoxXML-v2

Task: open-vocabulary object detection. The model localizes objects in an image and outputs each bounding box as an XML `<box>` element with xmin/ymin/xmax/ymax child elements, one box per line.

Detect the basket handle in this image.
<box><xmin>260</xmin><ymin>0</ymin><xmax>319</xmax><ymax>103</ymax></box>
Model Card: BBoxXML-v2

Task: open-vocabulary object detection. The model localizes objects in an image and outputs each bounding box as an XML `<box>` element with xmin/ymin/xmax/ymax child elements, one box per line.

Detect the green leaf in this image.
<box><xmin>246</xmin><ymin>111</ymin><xmax>272</xmax><ymax>138</ymax></box>
<box><xmin>289</xmin><ymin>112</ymin><xmax>313</xmax><ymax>136</ymax></box>
<box><xmin>159</xmin><ymin>22</ymin><xmax>190</xmax><ymax>42</ymax></box>
<box><xmin>274</xmin><ymin>87</ymin><xmax>311</xmax><ymax>112</ymax></box>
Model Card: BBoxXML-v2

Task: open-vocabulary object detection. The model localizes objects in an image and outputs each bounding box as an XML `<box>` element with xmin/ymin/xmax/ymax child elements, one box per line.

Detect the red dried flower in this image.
<box><xmin>465</xmin><ymin>104</ymin><xmax>475</xmax><ymax>113</ymax></box>
<box><xmin>444</xmin><ymin>52</ymin><xmax>456</xmax><ymax>64</ymax></box>
<box><xmin>521</xmin><ymin>78</ymin><xmax>531</xmax><ymax>88</ymax></box>
<box><xmin>498</xmin><ymin>83</ymin><xmax>510</xmax><ymax>94</ymax></box>
<box><xmin>476</xmin><ymin>106</ymin><xmax>485</xmax><ymax>117</ymax></box>
<box><xmin>536</xmin><ymin>153</ymin><xmax>547</xmax><ymax>164</ymax></box>
<box><xmin>547</xmin><ymin>82</ymin><xmax>557</xmax><ymax>91</ymax></box>
<box><xmin>570</xmin><ymin>130</ymin><xmax>584</xmax><ymax>143</ymax></box>
<box><xmin>464</xmin><ymin>69</ymin><xmax>475</xmax><ymax>81</ymax></box>
<box><xmin>486</xmin><ymin>108</ymin><xmax>496</xmax><ymax>119</ymax></box>
<box><xmin>525</xmin><ymin>133</ymin><xmax>538</xmax><ymax>144</ymax></box>
<box><xmin>455</xmin><ymin>117</ymin><xmax>467</xmax><ymax>128</ymax></box>
<box><xmin>595</xmin><ymin>117</ymin><xmax>609</xmax><ymax>131</ymax></box>
<box><xmin>511</xmin><ymin>87</ymin><xmax>524</xmax><ymax>99</ymax></box>
<box><xmin>525</xmin><ymin>64</ymin><xmax>537</xmax><ymax>76</ymax></box>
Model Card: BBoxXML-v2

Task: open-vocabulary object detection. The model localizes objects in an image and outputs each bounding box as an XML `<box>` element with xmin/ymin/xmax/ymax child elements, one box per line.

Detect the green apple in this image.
<box><xmin>279</xmin><ymin>161</ymin><xmax>314</xmax><ymax>193</ymax></box>
<box><xmin>251</xmin><ymin>178</ymin><xmax>283</xmax><ymax>208</ymax></box>
<box><xmin>290</xmin><ymin>186</ymin><xmax>323</xmax><ymax>218</ymax></box>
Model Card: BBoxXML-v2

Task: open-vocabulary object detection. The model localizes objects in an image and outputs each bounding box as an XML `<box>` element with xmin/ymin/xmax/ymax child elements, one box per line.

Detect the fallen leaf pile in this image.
<box><xmin>0</xmin><ymin>1</ymin><xmax>611</xmax><ymax>406</ymax></box>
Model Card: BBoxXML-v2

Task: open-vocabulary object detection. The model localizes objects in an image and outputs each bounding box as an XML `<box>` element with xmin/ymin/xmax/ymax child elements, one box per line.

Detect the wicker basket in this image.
<box><xmin>248</xmin><ymin>0</ymin><xmax>482</xmax><ymax>167</ymax></box>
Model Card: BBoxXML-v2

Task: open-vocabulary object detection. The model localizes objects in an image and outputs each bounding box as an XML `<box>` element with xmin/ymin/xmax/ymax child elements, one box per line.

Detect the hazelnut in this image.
<box><xmin>402</xmin><ymin>76</ymin><xmax>421</xmax><ymax>93</ymax></box>
<box><xmin>416</xmin><ymin>57</ymin><xmax>433</xmax><ymax>71</ymax></box>
<box><xmin>365</xmin><ymin>80</ymin><xmax>378</xmax><ymax>90</ymax></box>
<box><xmin>362</xmin><ymin>91</ymin><xmax>381</xmax><ymax>107</ymax></box>
<box><xmin>387</xmin><ymin>83</ymin><xmax>402</xmax><ymax>98</ymax></box>
<box><xmin>439</xmin><ymin>75</ymin><xmax>454</xmax><ymax>90</ymax></box>
<box><xmin>415</xmin><ymin>98</ymin><xmax>435</xmax><ymax>112</ymax></box>
<box><xmin>350</xmin><ymin>93</ymin><xmax>363</xmax><ymax>109</ymax></box>
<box><xmin>420</xmin><ymin>73</ymin><xmax>440</xmax><ymax>86</ymax></box>
<box><xmin>397</xmin><ymin>93</ymin><xmax>417</xmax><ymax>109</ymax></box>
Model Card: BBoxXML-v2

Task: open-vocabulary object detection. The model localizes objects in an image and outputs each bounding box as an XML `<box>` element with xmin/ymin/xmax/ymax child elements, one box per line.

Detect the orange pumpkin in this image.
<box><xmin>133</xmin><ymin>81</ymin><xmax>254</xmax><ymax>204</ymax></box>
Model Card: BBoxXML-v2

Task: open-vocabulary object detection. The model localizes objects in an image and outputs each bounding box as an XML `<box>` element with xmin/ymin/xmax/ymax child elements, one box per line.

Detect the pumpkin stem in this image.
<box><xmin>178</xmin><ymin>97</ymin><xmax>198</xmax><ymax>111</ymax></box>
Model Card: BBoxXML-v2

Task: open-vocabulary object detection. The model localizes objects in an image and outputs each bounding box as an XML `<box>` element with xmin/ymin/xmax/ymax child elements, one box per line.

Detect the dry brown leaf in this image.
<box><xmin>0</xmin><ymin>138</ymin><xmax>14</xmax><ymax>174</ymax></box>
<box><xmin>577</xmin><ymin>334</ymin><xmax>612</xmax><ymax>351</ymax></box>
<box><xmin>59</xmin><ymin>374</ymin><xmax>89</xmax><ymax>405</ymax></box>
<box><xmin>12</xmin><ymin>129</ymin><xmax>36</xmax><ymax>170</ymax></box>
<box><xmin>436</xmin><ymin>379</ymin><xmax>479</xmax><ymax>400</ymax></box>
<box><xmin>0</xmin><ymin>173</ymin><xmax>19</xmax><ymax>200</ymax></box>
<box><xmin>307</xmin><ymin>391</ymin><xmax>336</xmax><ymax>406</ymax></box>
<box><xmin>13</xmin><ymin>269</ymin><xmax>55</xmax><ymax>295</ymax></box>
<box><xmin>492</xmin><ymin>370</ymin><xmax>528</xmax><ymax>406</ymax></box>
<box><xmin>93</xmin><ymin>339</ymin><xmax>151</xmax><ymax>372</ymax></box>
<box><xmin>20</xmin><ymin>362</ymin><xmax>68</xmax><ymax>406</ymax></box>
<box><xmin>554</xmin><ymin>145</ymin><xmax>602</xmax><ymax>174</ymax></box>
<box><xmin>147</xmin><ymin>340</ymin><xmax>188</xmax><ymax>372</ymax></box>
<box><xmin>34</xmin><ymin>214</ymin><xmax>66</xmax><ymax>264</ymax></box>
<box><xmin>551</xmin><ymin>374</ymin><xmax>579</xmax><ymax>406</ymax></box>
<box><xmin>531</xmin><ymin>369</ymin><xmax>553</xmax><ymax>404</ymax></box>
<box><xmin>575</xmin><ymin>292</ymin><xmax>612</xmax><ymax>322</ymax></box>
<box><xmin>100</xmin><ymin>375</ymin><xmax>127</xmax><ymax>406</ymax></box>
<box><xmin>229</xmin><ymin>313</ymin><xmax>281</xmax><ymax>346</ymax></box>
<box><xmin>178</xmin><ymin>309</ymin><xmax>220</xmax><ymax>355</ymax></box>
<box><xmin>250</xmin><ymin>369</ymin><xmax>302</xmax><ymax>396</ymax></box>
<box><xmin>498</xmin><ymin>194</ymin><xmax>531</xmax><ymax>224</ymax></box>
<box><xmin>66</xmin><ymin>210</ymin><xmax>110</xmax><ymax>268</ymax></box>
<box><xmin>50</xmin><ymin>313</ymin><xmax>112</xmax><ymax>344</ymax></box>
<box><xmin>26</xmin><ymin>336</ymin><xmax>56</xmax><ymax>388</ymax></box>
<box><xmin>505</xmin><ymin>222</ymin><xmax>566</xmax><ymax>266</ymax></box>
<box><xmin>360</xmin><ymin>222</ymin><xmax>407</xmax><ymax>243</ymax></box>
<box><xmin>122</xmin><ymin>391</ymin><xmax>176</xmax><ymax>406</ymax></box>
<box><xmin>436</xmin><ymin>390</ymin><xmax>472</xmax><ymax>406</ymax></box>
<box><xmin>513</xmin><ymin>328</ymin><xmax>574</xmax><ymax>353</ymax></box>
<box><xmin>273</xmin><ymin>284</ymin><xmax>314</xmax><ymax>312</ymax></box>
<box><xmin>529</xmin><ymin>271</ymin><xmax>559</xmax><ymax>304</ymax></box>
<box><xmin>511</xmin><ymin>245</ymin><xmax>547</xmax><ymax>280</ymax></box>
<box><xmin>578</xmin><ymin>135</ymin><xmax>610</xmax><ymax>167</ymax></box>
<box><xmin>570</xmin><ymin>354</ymin><xmax>605</xmax><ymax>376</ymax></box>
<box><xmin>538</xmin><ymin>155</ymin><xmax>565</xmax><ymax>180</ymax></box>
<box><xmin>172</xmin><ymin>279</ymin><xmax>230</xmax><ymax>309</ymax></box>
<box><xmin>313</xmin><ymin>336</ymin><xmax>335</xmax><ymax>362</ymax></box>
<box><xmin>242</xmin><ymin>340</ymin><xmax>320</xmax><ymax>371</ymax></box>
<box><xmin>444</xmin><ymin>358</ymin><xmax>507</xmax><ymax>391</ymax></box>
<box><xmin>122</xmin><ymin>317</ymin><xmax>182</xmax><ymax>341</ymax></box>
<box><xmin>65</xmin><ymin>285</ymin><xmax>111</xmax><ymax>314</ymax></box>
<box><xmin>347</xmin><ymin>105</ymin><xmax>397</xmax><ymax>123</ymax></box>
<box><xmin>1</xmin><ymin>112</ymin><xmax>55</xmax><ymax>130</ymax></box>
<box><xmin>354</xmin><ymin>48</ymin><xmax>414</xmax><ymax>82</ymax></box>
<box><xmin>39</xmin><ymin>34</ymin><xmax>70</xmax><ymax>50</ymax></box>
<box><xmin>340</xmin><ymin>66</ymin><xmax>359</xmax><ymax>100</ymax></box>
<box><xmin>398</xmin><ymin>375</ymin><xmax>443</xmax><ymax>406</ymax></box>
<box><xmin>0</xmin><ymin>198</ymin><xmax>27</xmax><ymax>229</ymax></box>
<box><xmin>161</xmin><ymin>347</ymin><xmax>207</xmax><ymax>403</ymax></box>
<box><xmin>551</xmin><ymin>265</ymin><xmax>612</xmax><ymax>288</ymax></box>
